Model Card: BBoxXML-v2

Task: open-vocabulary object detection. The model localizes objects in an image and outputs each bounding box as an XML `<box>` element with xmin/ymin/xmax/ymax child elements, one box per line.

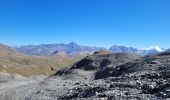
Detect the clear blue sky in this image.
<box><xmin>0</xmin><ymin>0</ymin><xmax>170</xmax><ymax>48</ymax></box>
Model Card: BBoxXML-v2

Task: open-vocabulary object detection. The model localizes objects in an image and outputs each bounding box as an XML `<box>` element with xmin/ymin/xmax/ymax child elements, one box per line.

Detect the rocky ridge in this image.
<box><xmin>53</xmin><ymin>51</ymin><xmax>170</xmax><ymax>99</ymax></box>
<box><xmin>0</xmin><ymin>51</ymin><xmax>170</xmax><ymax>100</ymax></box>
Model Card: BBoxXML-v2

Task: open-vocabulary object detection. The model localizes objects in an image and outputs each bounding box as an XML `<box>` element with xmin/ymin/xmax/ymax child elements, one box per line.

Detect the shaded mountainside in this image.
<box><xmin>0</xmin><ymin>44</ymin><xmax>83</xmax><ymax>76</ymax></box>
<box><xmin>109</xmin><ymin>45</ymin><xmax>138</xmax><ymax>53</ymax></box>
<box><xmin>165</xmin><ymin>49</ymin><xmax>170</xmax><ymax>52</ymax></box>
<box><xmin>55</xmin><ymin>51</ymin><xmax>140</xmax><ymax>80</ymax></box>
<box><xmin>52</xmin><ymin>51</ymin><xmax>170</xmax><ymax>99</ymax></box>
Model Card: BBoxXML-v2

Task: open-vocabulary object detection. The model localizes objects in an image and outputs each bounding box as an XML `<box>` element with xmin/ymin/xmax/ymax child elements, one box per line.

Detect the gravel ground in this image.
<box><xmin>0</xmin><ymin>73</ymin><xmax>90</xmax><ymax>100</ymax></box>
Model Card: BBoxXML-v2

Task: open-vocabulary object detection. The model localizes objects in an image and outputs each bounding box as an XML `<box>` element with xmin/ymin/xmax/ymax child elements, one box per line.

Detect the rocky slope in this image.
<box><xmin>54</xmin><ymin>51</ymin><xmax>170</xmax><ymax>99</ymax></box>
<box><xmin>55</xmin><ymin>51</ymin><xmax>140</xmax><ymax>79</ymax></box>
<box><xmin>0</xmin><ymin>51</ymin><xmax>170</xmax><ymax>100</ymax></box>
<box><xmin>0</xmin><ymin>44</ymin><xmax>82</xmax><ymax>76</ymax></box>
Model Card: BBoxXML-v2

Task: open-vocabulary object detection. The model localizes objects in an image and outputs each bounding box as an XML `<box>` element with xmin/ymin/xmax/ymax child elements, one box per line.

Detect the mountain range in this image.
<box><xmin>0</xmin><ymin>43</ymin><xmax>170</xmax><ymax>99</ymax></box>
<box><xmin>15</xmin><ymin>42</ymin><xmax>166</xmax><ymax>56</ymax></box>
<box><xmin>15</xmin><ymin>42</ymin><xmax>105</xmax><ymax>56</ymax></box>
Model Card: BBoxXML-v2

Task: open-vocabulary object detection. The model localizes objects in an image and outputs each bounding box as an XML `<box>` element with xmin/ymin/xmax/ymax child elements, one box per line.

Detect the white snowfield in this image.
<box><xmin>140</xmin><ymin>46</ymin><xmax>163</xmax><ymax>52</ymax></box>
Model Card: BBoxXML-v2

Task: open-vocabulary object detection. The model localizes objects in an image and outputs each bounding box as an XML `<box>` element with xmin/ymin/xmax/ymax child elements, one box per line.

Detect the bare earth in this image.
<box><xmin>0</xmin><ymin>71</ymin><xmax>91</xmax><ymax>100</ymax></box>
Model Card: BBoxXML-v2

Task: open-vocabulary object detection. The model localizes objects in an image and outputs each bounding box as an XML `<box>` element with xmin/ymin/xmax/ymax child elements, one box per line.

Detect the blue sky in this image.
<box><xmin>0</xmin><ymin>0</ymin><xmax>170</xmax><ymax>48</ymax></box>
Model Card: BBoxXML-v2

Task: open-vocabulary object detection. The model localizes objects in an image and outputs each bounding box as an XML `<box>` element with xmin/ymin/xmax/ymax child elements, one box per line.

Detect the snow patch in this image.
<box><xmin>140</xmin><ymin>46</ymin><xmax>163</xmax><ymax>52</ymax></box>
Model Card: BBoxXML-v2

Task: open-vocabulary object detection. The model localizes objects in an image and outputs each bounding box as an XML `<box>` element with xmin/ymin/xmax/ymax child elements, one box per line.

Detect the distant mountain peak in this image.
<box><xmin>15</xmin><ymin>42</ymin><xmax>167</xmax><ymax>56</ymax></box>
<box><xmin>68</xmin><ymin>42</ymin><xmax>78</xmax><ymax>45</ymax></box>
<box><xmin>109</xmin><ymin>45</ymin><xmax>137</xmax><ymax>53</ymax></box>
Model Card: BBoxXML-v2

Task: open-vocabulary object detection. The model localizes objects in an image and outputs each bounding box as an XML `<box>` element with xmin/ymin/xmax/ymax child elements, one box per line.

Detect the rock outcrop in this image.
<box><xmin>55</xmin><ymin>52</ymin><xmax>140</xmax><ymax>79</ymax></box>
<box><xmin>54</xmin><ymin>52</ymin><xmax>170</xmax><ymax>99</ymax></box>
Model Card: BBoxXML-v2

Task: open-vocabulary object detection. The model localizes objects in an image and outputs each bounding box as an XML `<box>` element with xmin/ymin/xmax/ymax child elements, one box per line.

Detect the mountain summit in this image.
<box><xmin>109</xmin><ymin>45</ymin><xmax>138</xmax><ymax>53</ymax></box>
<box><xmin>15</xmin><ymin>42</ymin><xmax>105</xmax><ymax>56</ymax></box>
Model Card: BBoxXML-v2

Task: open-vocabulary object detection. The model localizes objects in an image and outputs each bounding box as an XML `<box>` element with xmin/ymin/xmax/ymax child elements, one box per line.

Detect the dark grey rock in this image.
<box><xmin>53</xmin><ymin>52</ymin><xmax>170</xmax><ymax>100</ymax></box>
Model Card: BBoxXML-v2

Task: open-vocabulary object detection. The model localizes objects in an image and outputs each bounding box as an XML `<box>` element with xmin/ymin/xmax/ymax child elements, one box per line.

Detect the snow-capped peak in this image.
<box><xmin>140</xmin><ymin>46</ymin><xmax>163</xmax><ymax>52</ymax></box>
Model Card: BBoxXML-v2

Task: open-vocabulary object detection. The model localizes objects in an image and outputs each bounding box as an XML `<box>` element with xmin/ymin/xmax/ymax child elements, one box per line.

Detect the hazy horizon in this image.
<box><xmin>2</xmin><ymin>42</ymin><xmax>167</xmax><ymax>50</ymax></box>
